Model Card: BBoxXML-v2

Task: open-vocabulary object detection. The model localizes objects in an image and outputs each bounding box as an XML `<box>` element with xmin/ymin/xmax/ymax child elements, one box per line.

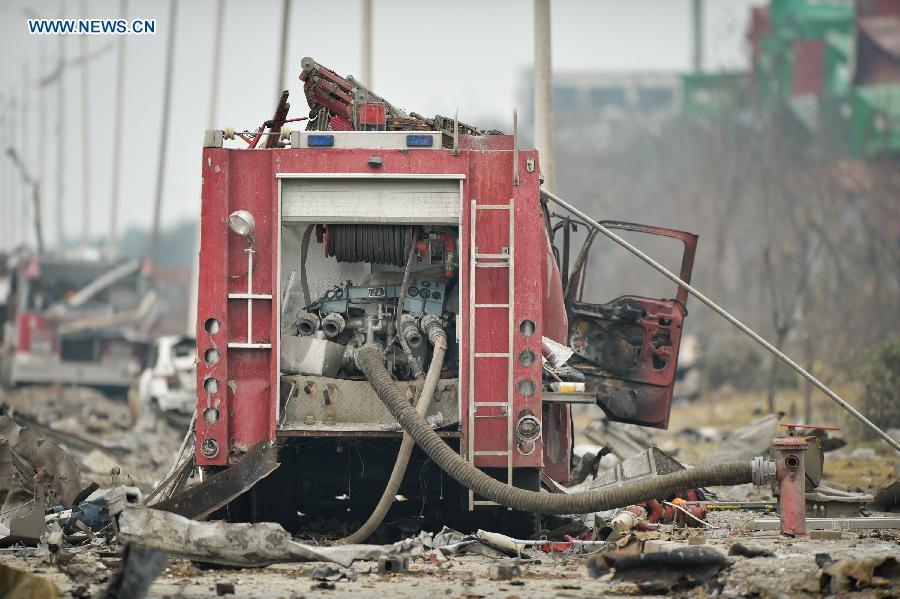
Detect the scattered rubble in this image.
<box><xmin>587</xmin><ymin>546</ymin><xmax>732</xmax><ymax>592</ymax></box>
<box><xmin>487</xmin><ymin>562</ymin><xmax>520</xmax><ymax>581</ymax></box>
<box><xmin>699</xmin><ymin>413</ymin><xmax>782</xmax><ymax>464</ymax></box>
<box><xmin>100</xmin><ymin>544</ymin><xmax>167</xmax><ymax>599</ymax></box>
<box><xmin>0</xmin><ymin>563</ymin><xmax>59</xmax><ymax>598</ymax></box>
<box><xmin>117</xmin><ymin>507</ymin><xmax>412</xmax><ymax>568</ymax></box>
<box><xmin>874</xmin><ymin>480</ymin><xmax>900</xmax><ymax>512</ymax></box>
<box><xmin>728</xmin><ymin>542</ymin><xmax>775</xmax><ymax>558</ymax></box>
<box><xmin>814</xmin><ymin>554</ymin><xmax>899</xmax><ymax>594</ymax></box>
<box><xmin>0</xmin><ymin>385</ymin><xmax>896</xmax><ymax>597</ymax></box>
<box><xmin>1</xmin><ymin>385</ymin><xmax>183</xmax><ymax>491</ymax></box>
<box><xmin>0</xmin><ymin>414</ymin><xmax>82</xmax><ymax>508</ymax></box>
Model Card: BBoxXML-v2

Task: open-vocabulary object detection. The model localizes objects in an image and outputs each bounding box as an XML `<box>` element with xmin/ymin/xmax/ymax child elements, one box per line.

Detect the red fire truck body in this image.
<box><xmin>196</xmin><ymin>136</ymin><xmax>569</xmax><ymax>471</ymax></box>
<box><xmin>193</xmin><ymin>60</ymin><xmax>696</xmax><ymax>532</ymax></box>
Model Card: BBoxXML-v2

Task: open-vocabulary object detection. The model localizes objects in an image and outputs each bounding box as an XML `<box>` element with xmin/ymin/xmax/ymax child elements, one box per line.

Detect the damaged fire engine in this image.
<box><xmin>0</xmin><ymin>252</ymin><xmax>158</xmax><ymax>390</ymax></box>
<box><xmin>192</xmin><ymin>58</ymin><xmax>768</xmax><ymax>539</ymax></box>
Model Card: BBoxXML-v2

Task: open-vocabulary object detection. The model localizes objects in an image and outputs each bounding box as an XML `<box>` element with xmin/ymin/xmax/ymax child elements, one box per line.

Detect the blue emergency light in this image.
<box><xmin>307</xmin><ymin>134</ymin><xmax>335</xmax><ymax>147</ymax></box>
<box><xmin>406</xmin><ymin>134</ymin><xmax>434</xmax><ymax>147</ymax></box>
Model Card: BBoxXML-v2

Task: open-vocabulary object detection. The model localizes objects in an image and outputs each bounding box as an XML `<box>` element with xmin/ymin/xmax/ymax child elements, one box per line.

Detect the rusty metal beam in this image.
<box><xmin>151</xmin><ymin>441</ymin><xmax>279</xmax><ymax>520</ymax></box>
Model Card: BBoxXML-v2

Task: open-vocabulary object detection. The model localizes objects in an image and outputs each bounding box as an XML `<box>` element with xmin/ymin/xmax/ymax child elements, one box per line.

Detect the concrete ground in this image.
<box><xmin>1</xmin><ymin>384</ymin><xmax>897</xmax><ymax>597</ymax></box>
<box><xmin>3</xmin><ymin>513</ymin><xmax>898</xmax><ymax>598</ymax></box>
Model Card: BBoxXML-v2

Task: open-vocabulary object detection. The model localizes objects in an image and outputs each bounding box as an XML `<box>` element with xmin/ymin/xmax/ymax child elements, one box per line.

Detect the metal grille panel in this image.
<box><xmin>280</xmin><ymin>375</ymin><xmax>459</xmax><ymax>431</ymax></box>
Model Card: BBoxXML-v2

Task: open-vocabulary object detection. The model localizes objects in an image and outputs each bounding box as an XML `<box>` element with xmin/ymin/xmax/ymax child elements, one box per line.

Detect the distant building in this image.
<box><xmin>519</xmin><ymin>70</ymin><xmax>683</xmax><ymax>151</ymax></box>
<box><xmin>521</xmin><ymin>70</ymin><xmax>683</xmax><ymax>126</ymax></box>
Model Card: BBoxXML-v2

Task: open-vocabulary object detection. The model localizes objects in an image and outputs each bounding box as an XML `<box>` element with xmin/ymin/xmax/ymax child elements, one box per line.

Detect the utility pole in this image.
<box><xmin>11</xmin><ymin>89</ymin><xmax>21</xmax><ymax>248</ymax></box>
<box><xmin>20</xmin><ymin>66</ymin><xmax>31</xmax><ymax>247</ymax></box>
<box><xmin>692</xmin><ymin>0</ymin><xmax>703</xmax><ymax>72</ymax></box>
<box><xmin>79</xmin><ymin>0</ymin><xmax>92</xmax><ymax>249</ymax></box>
<box><xmin>38</xmin><ymin>45</ymin><xmax>48</xmax><ymax>252</ymax></box>
<box><xmin>533</xmin><ymin>0</ymin><xmax>555</xmax><ymax>192</ymax></box>
<box><xmin>108</xmin><ymin>0</ymin><xmax>128</xmax><ymax>258</ymax></box>
<box><xmin>208</xmin><ymin>0</ymin><xmax>226</xmax><ymax>129</ymax></box>
<box><xmin>149</xmin><ymin>0</ymin><xmax>179</xmax><ymax>264</ymax></box>
<box><xmin>2</xmin><ymin>97</ymin><xmax>13</xmax><ymax>250</ymax></box>
<box><xmin>44</xmin><ymin>6</ymin><xmax>109</xmax><ymax>253</ymax></box>
<box><xmin>275</xmin><ymin>0</ymin><xmax>291</xmax><ymax>101</ymax></box>
<box><xmin>360</xmin><ymin>0</ymin><xmax>373</xmax><ymax>87</ymax></box>
<box><xmin>6</xmin><ymin>148</ymin><xmax>45</xmax><ymax>255</ymax></box>
<box><xmin>56</xmin><ymin>26</ymin><xmax>66</xmax><ymax>250</ymax></box>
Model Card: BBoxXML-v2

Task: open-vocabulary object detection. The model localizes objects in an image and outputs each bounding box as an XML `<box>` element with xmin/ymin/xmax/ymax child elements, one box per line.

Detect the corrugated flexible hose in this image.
<box><xmin>357</xmin><ymin>345</ymin><xmax>752</xmax><ymax>515</ymax></box>
<box><xmin>337</xmin><ymin>335</ymin><xmax>447</xmax><ymax>545</ymax></box>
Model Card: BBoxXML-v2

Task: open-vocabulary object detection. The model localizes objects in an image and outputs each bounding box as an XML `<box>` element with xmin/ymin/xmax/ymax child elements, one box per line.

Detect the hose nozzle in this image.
<box><xmin>322</xmin><ymin>312</ymin><xmax>346</xmax><ymax>338</ymax></box>
<box><xmin>420</xmin><ymin>314</ymin><xmax>446</xmax><ymax>345</ymax></box>
<box><xmin>297</xmin><ymin>312</ymin><xmax>321</xmax><ymax>336</ymax></box>
<box><xmin>400</xmin><ymin>314</ymin><xmax>423</xmax><ymax>348</ymax></box>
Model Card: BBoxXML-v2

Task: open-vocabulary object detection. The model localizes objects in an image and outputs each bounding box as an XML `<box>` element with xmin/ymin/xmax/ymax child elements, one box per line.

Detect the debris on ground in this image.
<box><xmin>587</xmin><ymin>546</ymin><xmax>732</xmax><ymax>593</ymax></box>
<box><xmin>375</xmin><ymin>557</ymin><xmax>407</xmax><ymax>575</ymax></box>
<box><xmin>1</xmin><ymin>386</ymin><xmax>184</xmax><ymax>492</ymax></box>
<box><xmin>583</xmin><ymin>419</ymin><xmax>652</xmax><ymax>464</ymax></box>
<box><xmin>311</xmin><ymin>564</ymin><xmax>358</xmax><ymax>582</ymax></box>
<box><xmin>0</xmin><ymin>386</ymin><xmax>897</xmax><ymax>597</ymax></box>
<box><xmin>0</xmin><ymin>563</ymin><xmax>59</xmax><ymax>599</ymax></box>
<box><xmin>487</xmin><ymin>562</ymin><xmax>520</xmax><ymax>581</ymax></box>
<box><xmin>117</xmin><ymin>507</ymin><xmax>412</xmax><ymax>568</ymax></box>
<box><xmin>811</xmin><ymin>554</ymin><xmax>899</xmax><ymax>594</ymax></box>
<box><xmin>699</xmin><ymin>413</ymin><xmax>782</xmax><ymax>463</ymax></box>
<box><xmin>148</xmin><ymin>441</ymin><xmax>277</xmax><ymax>519</ymax></box>
<box><xmin>100</xmin><ymin>544</ymin><xmax>167</xmax><ymax>599</ymax></box>
<box><xmin>874</xmin><ymin>480</ymin><xmax>900</xmax><ymax>512</ymax></box>
<box><xmin>728</xmin><ymin>542</ymin><xmax>775</xmax><ymax>558</ymax></box>
<box><xmin>0</xmin><ymin>414</ymin><xmax>82</xmax><ymax>508</ymax></box>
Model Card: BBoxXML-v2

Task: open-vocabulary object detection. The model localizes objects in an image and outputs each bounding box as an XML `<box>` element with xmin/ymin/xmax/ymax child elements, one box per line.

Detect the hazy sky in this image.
<box><xmin>0</xmin><ymin>0</ymin><xmax>760</xmax><ymax>251</ymax></box>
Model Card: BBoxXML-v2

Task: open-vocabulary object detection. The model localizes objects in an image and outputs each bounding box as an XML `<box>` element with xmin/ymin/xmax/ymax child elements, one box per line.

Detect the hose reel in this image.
<box><xmin>323</xmin><ymin>224</ymin><xmax>413</xmax><ymax>267</ymax></box>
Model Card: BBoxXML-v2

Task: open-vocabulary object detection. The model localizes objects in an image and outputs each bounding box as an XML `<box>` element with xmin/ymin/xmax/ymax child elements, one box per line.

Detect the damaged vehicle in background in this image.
<box><xmin>0</xmin><ymin>253</ymin><xmax>160</xmax><ymax>390</ymax></box>
<box><xmin>136</xmin><ymin>335</ymin><xmax>197</xmax><ymax>420</ymax></box>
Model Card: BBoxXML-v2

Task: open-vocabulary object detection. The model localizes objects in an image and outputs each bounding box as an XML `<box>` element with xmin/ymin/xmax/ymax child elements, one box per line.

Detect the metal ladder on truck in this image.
<box><xmin>467</xmin><ymin>198</ymin><xmax>515</xmax><ymax>509</ymax></box>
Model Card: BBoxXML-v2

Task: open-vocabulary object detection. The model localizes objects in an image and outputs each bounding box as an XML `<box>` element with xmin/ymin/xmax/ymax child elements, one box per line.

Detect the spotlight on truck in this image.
<box><xmin>228</xmin><ymin>210</ymin><xmax>256</xmax><ymax>241</ymax></box>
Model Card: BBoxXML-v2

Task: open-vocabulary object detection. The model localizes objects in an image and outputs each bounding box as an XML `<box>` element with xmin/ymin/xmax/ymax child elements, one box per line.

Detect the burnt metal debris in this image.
<box><xmin>0</xmin><ymin>415</ymin><xmax>82</xmax><ymax>508</ymax></box>
<box><xmin>587</xmin><ymin>546</ymin><xmax>733</xmax><ymax>593</ymax></box>
<box><xmin>148</xmin><ymin>441</ymin><xmax>278</xmax><ymax>519</ymax></box>
<box><xmin>117</xmin><ymin>507</ymin><xmax>412</xmax><ymax>568</ymax></box>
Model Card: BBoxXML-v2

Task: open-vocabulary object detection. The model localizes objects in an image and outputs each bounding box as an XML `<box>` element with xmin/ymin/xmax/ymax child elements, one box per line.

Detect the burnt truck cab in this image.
<box><xmin>562</xmin><ymin>222</ymin><xmax>698</xmax><ymax>429</ymax></box>
<box><xmin>194</xmin><ymin>60</ymin><xmax>696</xmax><ymax>535</ymax></box>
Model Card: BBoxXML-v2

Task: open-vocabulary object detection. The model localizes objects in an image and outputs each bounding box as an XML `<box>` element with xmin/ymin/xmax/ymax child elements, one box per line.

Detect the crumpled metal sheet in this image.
<box><xmin>0</xmin><ymin>486</ymin><xmax>47</xmax><ymax>546</ymax></box>
<box><xmin>698</xmin><ymin>413</ymin><xmax>781</xmax><ymax>464</ymax></box>
<box><xmin>151</xmin><ymin>441</ymin><xmax>277</xmax><ymax>520</ymax></box>
<box><xmin>584</xmin><ymin>419</ymin><xmax>652</xmax><ymax>460</ymax></box>
<box><xmin>118</xmin><ymin>507</ymin><xmax>414</xmax><ymax>568</ymax></box>
<box><xmin>1</xmin><ymin>436</ymin><xmax>50</xmax><ymax>546</ymax></box>
<box><xmin>0</xmin><ymin>415</ymin><xmax>82</xmax><ymax>508</ymax></box>
<box><xmin>413</xmin><ymin>527</ymin><xmax>534</xmax><ymax>561</ymax></box>
<box><xmin>590</xmin><ymin>446</ymin><xmax>685</xmax><ymax>491</ymax></box>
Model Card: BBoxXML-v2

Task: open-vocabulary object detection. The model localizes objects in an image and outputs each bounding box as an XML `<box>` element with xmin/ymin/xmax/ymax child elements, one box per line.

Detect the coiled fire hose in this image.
<box><xmin>338</xmin><ymin>322</ymin><xmax>447</xmax><ymax>544</ymax></box>
<box><xmin>357</xmin><ymin>344</ymin><xmax>754</xmax><ymax>515</ymax></box>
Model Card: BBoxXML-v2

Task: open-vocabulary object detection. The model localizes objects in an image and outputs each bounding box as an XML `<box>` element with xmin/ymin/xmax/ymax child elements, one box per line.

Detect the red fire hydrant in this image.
<box><xmin>773</xmin><ymin>436</ymin><xmax>808</xmax><ymax>536</ymax></box>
